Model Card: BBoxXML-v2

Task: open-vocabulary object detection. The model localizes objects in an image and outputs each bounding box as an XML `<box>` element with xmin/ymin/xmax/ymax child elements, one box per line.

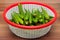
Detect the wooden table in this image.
<box><xmin>0</xmin><ymin>2</ymin><xmax>60</xmax><ymax>40</ymax></box>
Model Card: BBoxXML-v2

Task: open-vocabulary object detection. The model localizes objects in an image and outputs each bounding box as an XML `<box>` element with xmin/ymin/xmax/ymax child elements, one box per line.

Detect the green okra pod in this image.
<box><xmin>11</xmin><ymin>13</ymin><xmax>19</xmax><ymax>24</ymax></box>
<box><xmin>24</xmin><ymin>21</ymin><xmax>29</xmax><ymax>25</ymax></box>
<box><xmin>41</xmin><ymin>7</ymin><xmax>49</xmax><ymax>19</ymax></box>
<box><xmin>18</xmin><ymin>4</ymin><xmax>23</xmax><ymax>14</ymax></box>
<box><xmin>13</xmin><ymin>12</ymin><xmax>24</xmax><ymax>24</ymax></box>
<box><xmin>36</xmin><ymin>9</ymin><xmax>42</xmax><ymax>18</ymax></box>
<box><xmin>33</xmin><ymin>18</ymin><xmax>38</xmax><ymax>23</ymax></box>
<box><xmin>24</xmin><ymin>9</ymin><xmax>29</xmax><ymax>20</ymax></box>
<box><xmin>49</xmin><ymin>16</ymin><xmax>53</xmax><ymax>21</ymax></box>
<box><xmin>39</xmin><ymin>18</ymin><xmax>45</xmax><ymax>24</ymax></box>
<box><xmin>18</xmin><ymin>4</ymin><xmax>24</xmax><ymax>19</ymax></box>
<box><xmin>32</xmin><ymin>9</ymin><xmax>37</xmax><ymax>17</ymax></box>
<box><xmin>39</xmin><ymin>12</ymin><xmax>45</xmax><ymax>24</ymax></box>
<box><xmin>10</xmin><ymin>18</ymin><xmax>14</xmax><ymax>22</ymax></box>
<box><xmin>45</xmin><ymin>20</ymin><xmax>48</xmax><ymax>23</ymax></box>
<box><xmin>29</xmin><ymin>11</ymin><xmax>33</xmax><ymax>24</ymax></box>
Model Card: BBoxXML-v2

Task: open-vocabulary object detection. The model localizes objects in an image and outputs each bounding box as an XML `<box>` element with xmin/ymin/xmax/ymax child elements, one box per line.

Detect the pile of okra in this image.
<box><xmin>10</xmin><ymin>4</ymin><xmax>53</xmax><ymax>26</ymax></box>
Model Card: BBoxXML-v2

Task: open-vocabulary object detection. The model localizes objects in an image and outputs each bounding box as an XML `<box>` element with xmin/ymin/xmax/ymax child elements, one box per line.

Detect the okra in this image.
<box><xmin>25</xmin><ymin>21</ymin><xmax>29</xmax><ymax>25</ymax></box>
<box><xmin>10</xmin><ymin>4</ymin><xmax>53</xmax><ymax>26</ymax></box>
<box><xmin>28</xmin><ymin>11</ymin><xmax>33</xmax><ymax>24</ymax></box>
<box><xmin>39</xmin><ymin>18</ymin><xmax>45</xmax><ymax>24</ymax></box>
<box><xmin>11</xmin><ymin>13</ymin><xmax>19</xmax><ymax>24</ymax></box>
<box><xmin>41</xmin><ymin>7</ymin><xmax>49</xmax><ymax>19</ymax></box>
<box><xmin>24</xmin><ymin>9</ymin><xmax>29</xmax><ymax>20</ymax></box>
<box><xmin>39</xmin><ymin>19</ymin><xmax>43</xmax><ymax>22</ymax></box>
<box><xmin>37</xmin><ymin>9</ymin><xmax>42</xmax><ymax>18</ymax></box>
<box><xmin>33</xmin><ymin>18</ymin><xmax>38</xmax><ymax>23</ymax></box>
<box><xmin>18</xmin><ymin>4</ymin><xmax>23</xmax><ymax>14</ymax></box>
<box><xmin>32</xmin><ymin>9</ymin><xmax>37</xmax><ymax>17</ymax></box>
<box><xmin>10</xmin><ymin>19</ymin><xmax>14</xmax><ymax>22</ymax></box>
<box><xmin>33</xmin><ymin>9</ymin><xmax>42</xmax><ymax>19</ymax></box>
<box><xmin>45</xmin><ymin>20</ymin><xmax>48</xmax><ymax>23</ymax></box>
<box><xmin>13</xmin><ymin>12</ymin><xmax>24</xmax><ymax>24</ymax></box>
<box><xmin>18</xmin><ymin>4</ymin><xmax>24</xmax><ymax>18</ymax></box>
<box><xmin>49</xmin><ymin>16</ymin><xmax>53</xmax><ymax>21</ymax></box>
<box><xmin>39</xmin><ymin>12</ymin><xmax>45</xmax><ymax>24</ymax></box>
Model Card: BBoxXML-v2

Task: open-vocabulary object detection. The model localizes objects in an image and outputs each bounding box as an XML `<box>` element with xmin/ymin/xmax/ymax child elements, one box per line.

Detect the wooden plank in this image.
<box><xmin>0</xmin><ymin>2</ymin><xmax>60</xmax><ymax>40</ymax></box>
<box><xmin>0</xmin><ymin>0</ymin><xmax>60</xmax><ymax>3</ymax></box>
<box><xmin>0</xmin><ymin>3</ymin><xmax>60</xmax><ymax>13</ymax></box>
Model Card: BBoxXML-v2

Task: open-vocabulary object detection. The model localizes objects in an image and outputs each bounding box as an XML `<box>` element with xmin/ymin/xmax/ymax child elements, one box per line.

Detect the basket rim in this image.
<box><xmin>3</xmin><ymin>2</ymin><xmax>57</xmax><ymax>29</ymax></box>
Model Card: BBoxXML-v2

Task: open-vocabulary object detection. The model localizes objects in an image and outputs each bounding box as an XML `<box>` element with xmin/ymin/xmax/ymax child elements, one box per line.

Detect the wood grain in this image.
<box><xmin>0</xmin><ymin>1</ymin><xmax>60</xmax><ymax>40</ymax></box>
<box><xmin>0</xmin><ymin>0</ymin><xmax>60</xmax><ymax>3</ymax></box>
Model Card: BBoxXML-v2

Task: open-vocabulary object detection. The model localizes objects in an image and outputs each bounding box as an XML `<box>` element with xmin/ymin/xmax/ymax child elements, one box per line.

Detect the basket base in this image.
<box><xmin>9</xmin><ymin>25</ymin><xmax>52</xmax><ymax>38</ymax></box>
